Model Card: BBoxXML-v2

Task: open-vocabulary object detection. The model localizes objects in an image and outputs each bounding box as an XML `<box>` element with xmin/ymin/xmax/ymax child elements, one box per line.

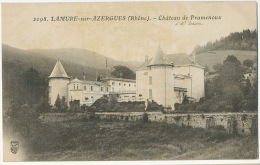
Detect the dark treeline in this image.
<box><xmin>193</xmin><ymin>29</ymin><xmax>257</xmax><ymax>54</ymax></box>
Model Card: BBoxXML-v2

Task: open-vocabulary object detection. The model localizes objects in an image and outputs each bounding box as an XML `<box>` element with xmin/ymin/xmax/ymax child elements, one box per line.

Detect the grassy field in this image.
<box><xmin>22</xmin><ymin>119</ymin><xmax>258</xmax><ymax>161</ymax></box>
<box><xmin>197</xmin><ymin>50</ymin><xmax>257</xmax><ymax>71</ymax></box>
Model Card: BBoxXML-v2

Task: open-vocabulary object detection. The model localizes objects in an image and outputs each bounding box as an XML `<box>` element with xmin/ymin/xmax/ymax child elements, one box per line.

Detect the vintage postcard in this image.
<box><xmin>1</xmin><ymin>1</ymin><xmax>258</xmax><ymax>163</ymax></box>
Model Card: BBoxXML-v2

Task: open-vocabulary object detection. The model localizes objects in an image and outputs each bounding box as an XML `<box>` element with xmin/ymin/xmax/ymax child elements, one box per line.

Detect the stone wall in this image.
<box><xmin>40</xmin><ymin>112</ymin><xmax>258</xmax><ymax>135</ymax></box>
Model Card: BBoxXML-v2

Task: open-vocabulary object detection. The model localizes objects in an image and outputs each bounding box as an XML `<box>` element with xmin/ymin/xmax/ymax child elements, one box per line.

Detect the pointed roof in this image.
<box><xmin>48</xmin><ymin>60</ymin><xmax>70</xmax><ymax>79</ymax></box>
<box><xmin>148</xmin><ymin>47</ymin><xmax>173</xmax><ymax>66</ymax></box>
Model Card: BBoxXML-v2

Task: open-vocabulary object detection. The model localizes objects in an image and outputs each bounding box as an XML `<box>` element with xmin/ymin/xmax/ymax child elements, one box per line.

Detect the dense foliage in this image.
<box><xmin>175</xmin><ymin>55</ymin><xmax>257</xmax><ymax>113</ymax></box>
<box><xmin>193</xmin><ymin>29</ymin><xmax>257</xmax><ymax>54</ymax></box>
<box><xmin>111</xmin><ymin>65</ymin><xmax>136</xmax><ymax>80</ymax></box>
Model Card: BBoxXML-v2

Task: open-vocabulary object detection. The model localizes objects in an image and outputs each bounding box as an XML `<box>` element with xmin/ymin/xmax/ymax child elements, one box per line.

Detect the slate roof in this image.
<box><xmin>48</xmin><ymin>60</ymin><xmax>70</xmax><ymax>79</ymax></box>
<box><xmin>136</xmin><ymin>48</ymin><xmax>203</xmax><ymax>70</ymax></box>
<box><xmin>70</xmin><ymin>78</ymin><xmax>82</xmax><ymax>83</ymax></box>
<box><xmin>147</xmin><ymin>47</ymin><xmax>173</xmax><ymax>67</ymax></box>
<box><xmin>102</xmin><ymin>77</ymin><xmax>136</xmax><ymax>83</ymax></box>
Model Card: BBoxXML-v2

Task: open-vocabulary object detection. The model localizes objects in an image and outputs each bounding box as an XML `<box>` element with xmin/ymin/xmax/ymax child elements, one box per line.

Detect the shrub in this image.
<box><xmin>201</xmin><ymin>126</ymin><xmax>230</xmax><ymax>143</ymax></box>
<box><xmin>143</xmin><ymin>113</ymin><xmax>148</xmax><ymax>123</ymax></box>
<box><xmin>146</xmin><ymin>100</ymin><xmax>163</xmax><ymax>112</ymax></box>
<box><xmin>174</xmin><ymin>103</ymin><xmax>180</xmax><ymax>110</ymax></box>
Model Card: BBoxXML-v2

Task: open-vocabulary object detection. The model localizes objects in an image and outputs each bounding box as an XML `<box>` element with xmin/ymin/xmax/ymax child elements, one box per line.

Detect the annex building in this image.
<box><xmin>48</xmin><ymin>47</ymin><xmax>205</xmax><ymax>109</ymax></box>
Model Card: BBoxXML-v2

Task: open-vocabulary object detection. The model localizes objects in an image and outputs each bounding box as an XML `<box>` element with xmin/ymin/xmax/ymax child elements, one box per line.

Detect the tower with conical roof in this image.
<box><xmin>48</xmin><ymin>60</ymin><xmax>70</xmax><ymax>105</ymax></box>
<box><xmin>147</xmin><ymin>47</ymin><xmax>174</xmax><ymax>107</ymax></box>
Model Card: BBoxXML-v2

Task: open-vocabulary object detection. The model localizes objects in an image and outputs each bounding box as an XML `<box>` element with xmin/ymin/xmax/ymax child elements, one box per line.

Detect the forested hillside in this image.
<box><xmin>2</xmin><ymin>44</ymin><xmax>138</xmax><ymax>101</ymax></box>
<box><xmin>193</xmin><ymin>29</ymin><xmax>257</xmax><ymax>54</ymax></box>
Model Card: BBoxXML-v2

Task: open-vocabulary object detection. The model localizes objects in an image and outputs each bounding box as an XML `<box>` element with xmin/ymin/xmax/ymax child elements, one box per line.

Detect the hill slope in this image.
<box><xmin>196</xmin><ymin>50</ymin><xmax>257</xmax><ymax>71</ymax></box>
<box><xmin>29</xmin><ymin>48</ymin><xmax>142</xmax><ymax>71</ymax></box>
<box><xmin>2</xmin><ymin>44</ymin><xmax>141</xmax><ymax>100</ymax></box>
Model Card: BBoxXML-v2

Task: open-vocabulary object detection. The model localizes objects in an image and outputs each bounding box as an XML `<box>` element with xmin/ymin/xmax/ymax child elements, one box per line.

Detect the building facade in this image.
<box><xmin>48</xmin><ymin>60</ymin><xmax>137</xmax><ymax>106</ymax></box>
<box><xmin>136</xmin><ymin>47</ymin><xmax>205</xmax><ymax>109</ymax></box>
<box><xmin>48</xmin><ymin>47</ymin><xmax>205</xmax><ymax>110</ymax></box>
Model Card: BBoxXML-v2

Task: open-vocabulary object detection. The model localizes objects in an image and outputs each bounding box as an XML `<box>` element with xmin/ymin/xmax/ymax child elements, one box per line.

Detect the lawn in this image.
<box><xmin>20</xmin><ymin>119</ymin><xmax>258</xmax><ymax>161</ymax></box>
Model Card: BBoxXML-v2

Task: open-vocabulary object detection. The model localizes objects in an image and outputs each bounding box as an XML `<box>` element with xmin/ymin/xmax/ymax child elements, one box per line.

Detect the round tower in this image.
<box><xmin>48</xmin><ymin>60</ymin><xmax>70</xmax><ymax>106</ymax></box>
<box><xmin>147</xmin><ymin>47</ymin><xmax>174</xmax><ymax>108</ymax></box>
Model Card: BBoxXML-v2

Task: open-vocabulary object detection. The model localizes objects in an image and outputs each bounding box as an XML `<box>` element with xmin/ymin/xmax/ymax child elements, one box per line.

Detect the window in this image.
<box><xmin>112</xmin><ymin>82</ymin><xmax>115</xmax><ymax>85</ymax></box>
<box><xmin>124</xmin><ymin>84</ymin><xmax>126</xmax><ymax>86</ymax></box>
<box><xmin>149</xmin><ymin>89</ymin><xmax>152</xmax><ymax>99</ymax></box>
<box><xmin>119</xmin><ymin>83</ymin><xmax>121</xmax><ymax>86</ymax></box>
<box><xmin>101</xmin><ymin>87</ymin><xmax>103</xmax><ymax>92</ymax></box>
<box><xmin>106</xmin><ymin>87</ymin><xmax>109</xmax><ymax>92</ymax></box>
<box><xmin>49</xmin><ymin>86</ymin><xmax>52</xmax><ymax>93</ymax></box>
<box><xmin>77</xmin><ymin>84</ymin><xmax>79</xmax><ymax>89</ymax></box>
<box><xmin>74</xmin><ymin>84</ymin><xmax>75</xmax><ymax>89</ymax></box>
<box><xmin>149</xmin><ymin>76</ymin><xmax>152</xmax><ymax>85</ymax></box>
<box><xmin>129</xmin><ymin>84</ymin><xmax>131</xmax><ymax>86</ymax></box>
<box><xmin>84</xmin><ymin>86</ymin><xmax>86</xmax><ymax>90</ymax></box>
<box><xmin>91</xmin><ymin>86</ymin><xmax>93</xmax><ymax>91</ymax></box>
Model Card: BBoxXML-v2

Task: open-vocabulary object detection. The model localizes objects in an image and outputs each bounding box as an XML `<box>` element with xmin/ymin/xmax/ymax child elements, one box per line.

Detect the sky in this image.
<box><xmin>2</xmin><ymin>1</ymin><xmax>257</xmax><ymax>61</ymax></box>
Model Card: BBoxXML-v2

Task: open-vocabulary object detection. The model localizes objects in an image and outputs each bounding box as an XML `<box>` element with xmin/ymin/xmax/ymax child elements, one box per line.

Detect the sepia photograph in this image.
<box><xmin>1</xmin><ymin>1</ymin><xmax>258</xmax><ymax>163</ymax></box>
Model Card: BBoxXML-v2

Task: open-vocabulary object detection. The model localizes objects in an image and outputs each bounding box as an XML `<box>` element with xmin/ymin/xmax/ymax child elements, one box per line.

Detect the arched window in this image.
<box><xmin>91</xmin><ymin>86</ymin><xmax>93</xmax><ymax>91</ymax></box>
<box><xmin>74</xmin><ymin>84</ymin><xmax>75</xmax><ymax>89</ymax></box>
<box><xmin>149</xmin><ymin>76</ymin><xmax>152</xmax><ymax>85</ymax></box>
<box><xmin>77</xmin><ymin>84</ymin><xmax>79</xmax><ymax>89</ymax></box>
<box><xmin>149</xmin><ymin>89</ymin><xmax>152</xmax><ymax>100</ymax></box>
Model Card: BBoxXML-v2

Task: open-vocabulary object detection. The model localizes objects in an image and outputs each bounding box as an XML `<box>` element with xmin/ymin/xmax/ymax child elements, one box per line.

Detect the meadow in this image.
<box><xmin>22</xmin><ymin>119</ymin><xmax>258</xmax><ymax>161</ymax></box>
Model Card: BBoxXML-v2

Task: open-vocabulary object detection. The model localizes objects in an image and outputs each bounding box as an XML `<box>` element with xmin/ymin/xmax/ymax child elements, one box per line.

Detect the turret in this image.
<box><xmin>147</xmin><ymin>47</ymin><xmax>174</xmax><ymax>107</ymax></box>
<box><xmin>48</xmin><ymin>60</ymin><xmax>70</xmax><ymax>105</ymax></box>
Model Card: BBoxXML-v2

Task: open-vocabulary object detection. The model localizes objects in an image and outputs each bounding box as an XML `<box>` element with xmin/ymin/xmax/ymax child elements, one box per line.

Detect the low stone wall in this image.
<box><xmin>40</xmin><ymin>112</ymin><xmax>258</xmax><ymax>135</ymax></box>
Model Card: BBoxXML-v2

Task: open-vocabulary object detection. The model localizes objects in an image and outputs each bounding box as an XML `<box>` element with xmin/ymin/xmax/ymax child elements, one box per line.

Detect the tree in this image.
<box><xmin>111</xmin><ymin>65</ymin><xmax>136</xmax><ymax>79</ymax></box>
<box><xmin>213</xmin><ymin>63</ymin><xmax>223</xmax><ymax>72</ymax></box>
<box><xmin>17</xmin><ymin>67</ymin><xmax>47</xmax><ymax>106</ymax></box>
<box><xmin>243</xmin><ymin>59</ymin><xmax>254</xmax><ymax>68</ymax></box>
<box><xmin>60</xmin><ymin>96</ymin><xmax>68</xmax><ymax>112</ymax></box>
<box><xmin>54</xmin><ymin>94</ymin><xmax>61</xmax><ymax>110</ymax></box>
<box><xmin>204</xmin><ymin>65</ymin><xmax>210</xmax><ymax>73</ymax></box>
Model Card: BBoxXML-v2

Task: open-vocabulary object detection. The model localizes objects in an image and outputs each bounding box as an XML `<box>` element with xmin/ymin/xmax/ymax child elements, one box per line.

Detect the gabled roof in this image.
<box><xmin>167</xmin><ymin>53</ymin><xmax>194</xmax><ymax>66</ymax></box>
<box><xmin>70</xmin><ymin>78</ymin><xmax>82</xmax><ymax>83</ymax></box>
<box><xmin>102</xmin><ymin>77</ymin><xmax>136</xmax><ymax>83</ymax></box>
<box><xmin>48</xmin><ymin>60</ymin><xmax>70</xmax><ymax>79</ymax></box>
<box><xmin>136</xmin><ymin>50</ymin><xmax>204</xmax><ymax>71</ymax></box>
<box><xmin>148</xmin><ymin>47</ymin><xmax>173</xmax><ymax>66</ymax></box>
<box><xmin>136</xmin><ymin>58</ymin><xmax>153</xmax><ymax>70</ymax></box>
<box><xmin>83</xmin><ymin>81</ymin><xmax>108</xmax><ymax>86</ymax></box>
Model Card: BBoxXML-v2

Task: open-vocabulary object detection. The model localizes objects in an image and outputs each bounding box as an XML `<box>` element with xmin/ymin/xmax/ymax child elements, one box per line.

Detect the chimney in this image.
<box><xmin>83</xmin><ymin>72</ymin><xmax>85</xmax><ymax>81</ymax></box>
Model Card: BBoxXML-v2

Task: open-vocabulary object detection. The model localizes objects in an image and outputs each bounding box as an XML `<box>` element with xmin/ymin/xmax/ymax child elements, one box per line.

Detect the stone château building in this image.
<box><xmin>48</xmin><ymin>47</ymin><xmax>205</xmax><ymax>110</ymax></box>
<box><xmin>136</xmin><ymin>47</ymin><xmax>205</xmax><ymax>108</ymax></box>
